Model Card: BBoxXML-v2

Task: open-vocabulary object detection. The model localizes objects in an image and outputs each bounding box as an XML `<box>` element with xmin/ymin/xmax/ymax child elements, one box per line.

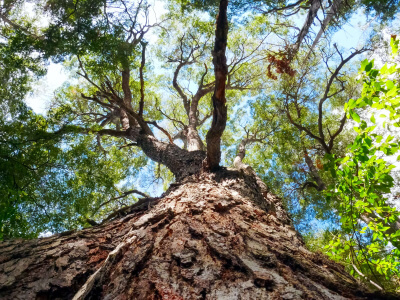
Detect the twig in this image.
<box><xmin>352</xmin><ymin>264</ymin><xmax>383</xmax><ymax>291</ymax></box>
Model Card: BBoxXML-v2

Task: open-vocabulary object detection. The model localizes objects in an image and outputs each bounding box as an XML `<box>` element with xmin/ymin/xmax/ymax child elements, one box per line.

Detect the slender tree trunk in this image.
<box><xmin>0</xmin><ymin>170</ymin><xmax>396</xmax><ymax>299</ymax></box>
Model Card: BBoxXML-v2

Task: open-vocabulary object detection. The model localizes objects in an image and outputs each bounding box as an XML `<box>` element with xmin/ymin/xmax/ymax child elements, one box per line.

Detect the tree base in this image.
<box><xmin>0</xmin><ymin>169</ymin><xmax>396</xmax><ymax>299</ymax></box>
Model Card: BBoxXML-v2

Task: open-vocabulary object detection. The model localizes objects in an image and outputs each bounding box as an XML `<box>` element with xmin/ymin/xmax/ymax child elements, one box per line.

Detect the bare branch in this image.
<box><xmin>199</xmin><ymin>63</ymin><xmax>208</xmax><ymax>89</ymax></box>
<box><xmin>328</xmin><ymin>114</ymin><xmax>346</xmax><ymax>151</ymax></box>
<box><xmin>285</xmin><ymin>103</ymin><xmax>328</xmax><ymax>151</ymax></box>
<box><xmin>352</xmin><ymin>264</ymin><xmax>383</xmax><ymax>291</ymax></box>
<box><xmin>77</xmin><ymin>56</ymin><xmax>104</xmax><ymax>92</ymax></box>
<box><xmin>80</xmin><ymin>93</ymin><xmax>115</xmax><ymax>110</ymax></box>
<box><xmin>318</xmin><ymin>48</ymin><xmax>367</xmax><ymax>144</ymax></box>
<box><xmin>303</xmin><ymin>149</ymin><xmax>326</xmax><ymax>191</ymax></box>
<box><xmin>156</xmin><ymin>106</ymin><xmax>186</xmax><ymax>127</ymax></box>
<box><xmin>172</xmin><ymin>62</ymin><xmax>192</xmax><ymax>114</ymax></box>
<box><xmin>146</xmin><ymin>121</ymin><xmax>174</xmax><ymax>144</ymax></box>
<box><xmin>306</xmin><ymin>0</ymin><xmax>343</xmax><ymax>57</ymax></box>
<box><xmin>139</xmin><ymin>41</ymin><xmax>147</xmax><ymax>116</ymax></box>
<box><xmin>259</xmin><ymin>0</ymin><xmax>305</xmax><ymax>16</ymax></box>
<box><xmin>97</xmin><ymin>189</ymin><xmax>149</xmax><ymax>211</ymax></box>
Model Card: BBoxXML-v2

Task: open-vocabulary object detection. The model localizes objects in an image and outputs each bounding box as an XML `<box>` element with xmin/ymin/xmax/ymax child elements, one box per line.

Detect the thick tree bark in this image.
<box><xmin>205</xmin><ymin>0</ymin><xmax>229</xmax><ymax>170</ymax></box>
<box><xmin>134</xmin><ymin>133</ymin><xmax>205</xmax><ymax>180</ymax></box>
<box><xmin>0</xmin><ymin>170</ymin><xmax>396</xmax><ymax>300</ymax></box>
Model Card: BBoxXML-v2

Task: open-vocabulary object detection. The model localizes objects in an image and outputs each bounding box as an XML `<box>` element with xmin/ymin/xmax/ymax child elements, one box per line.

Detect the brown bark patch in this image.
<box><xmin>1</xmin><ymin>169</ymin><xmax>398</xmax><ymax>299</ymax></box>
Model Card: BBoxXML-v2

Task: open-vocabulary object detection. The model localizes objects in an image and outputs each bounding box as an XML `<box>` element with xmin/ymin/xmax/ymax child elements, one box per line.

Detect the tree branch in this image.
<box><xmin>306</xmin><ymin>0</ymin><xmax>343</xmax><ymax>58</ymax></box>
<box><xmin>139</xmin><ymin>41</ymin><xmax>147</xmax><ymax>116</ymax></box>
<box><xmin>146</xmin><ymin>121</ymin><xmax>174</xmax><ymax>144</ymax></box>
<box><xmin>352</xmin><ymin>264</ymin><xmax>383</xmax><ymax>291</ymax></box>
<box><xmin>290</xmin><ymin>0</ymin><xmax>322</xmax><ymax>60</ymax></box>
<box><xmin>205</xmin><ymin>0</ymin><xmax>229</xmax><ymax>170</ymax></box>
<box><xmin>173</xmin><ymin>62</ymin><xmax>191</xmax><ymax>114</ymax></box>
<box><xmin>97</xmin><ymin>189</ymin><xmax>149</xmax><ymax>212</ymax></box>
<box><xmin>285</xmin><ymin>104</ymin><xmax>328</xmax><ymax>151</ymax></box>
<box><xmin>259</xmin><ymin>0</ymin><xmax>305</xmax><ymax>16</ymax></box>
<box><xmin>318</xmin><ymin>48</ymin><xmax>367</xmax><ymax>145</ymax></box>
<box><xmin>0</xmin><ymin>13</ymin><xmax>44</xmax><ymax>40</ymax></box>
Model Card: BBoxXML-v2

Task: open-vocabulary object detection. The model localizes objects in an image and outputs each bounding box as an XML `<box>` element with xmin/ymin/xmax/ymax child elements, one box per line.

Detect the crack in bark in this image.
<box><xmin>1</xmin><ymin>171</ymin><xmax>398</xmax><ymax>299</ymax></box>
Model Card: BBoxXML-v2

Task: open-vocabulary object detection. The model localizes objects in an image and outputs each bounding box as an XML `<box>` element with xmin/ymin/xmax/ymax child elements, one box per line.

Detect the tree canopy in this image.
<box><xmin>1</xmin><ymin>0</ymin><xmax>400</xmax><ymax>293</ymax></box>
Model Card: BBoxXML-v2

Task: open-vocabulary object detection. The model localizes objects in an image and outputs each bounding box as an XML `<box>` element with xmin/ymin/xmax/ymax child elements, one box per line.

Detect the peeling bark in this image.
<box><xmin>0</xmin><ymin>170</ymin><xmax>397</xmax><ymax>300</ymax></box>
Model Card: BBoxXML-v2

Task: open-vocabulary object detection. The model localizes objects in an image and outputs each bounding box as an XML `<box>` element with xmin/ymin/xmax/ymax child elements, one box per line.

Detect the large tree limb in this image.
<box><xmin>135</xmin><ymin>134</ymin><xmax>205</xmax><ymax>180</ymax></box>
<box><xmin>0</xmin><ymin>13</ymin><xmax>44</xmax><ymax>40</ymax></box>
<box><xmin>307</xmin><ymin>0</ymin><xmax>343</xmax><ymax>57</ymax></box>
<box><xmin>139</xmin><ymin>41</ymin><xmax>147</xmax><ymax>116</ymax></box>
<box><xmin>74</xmin><ymin>125</ymin><xmax>203</xmax><ymax>180</ymax></box>
<box><xmin>290</xmin><ymin>0</ymin><xmax>322</xmax><ymax>60</ymax></box>
<box><xmin>205</xmin><ymin>0</ymin><xmax>229</xmax><ymax>171</ymax></box>
<box><xmin>233</xmin><ymin>137</ymin><xmax>262</xmax><ymax>170</ymax></box>
<box><xmin>303</xmin><ymin>149</ymin><xmax>326</xmax><ymax>191</ymax></box>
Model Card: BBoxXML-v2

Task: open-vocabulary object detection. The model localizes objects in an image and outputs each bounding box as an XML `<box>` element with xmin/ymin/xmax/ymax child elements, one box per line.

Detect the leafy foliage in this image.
<box><xmin>324</xmin><ymin>37</ymin><xmax>400</xmax><ymax>290</ymax></box>
<box><xmin>0</xmin><ymin>108</ymin><xmax>147</xmax><ymax>239</ymax></box>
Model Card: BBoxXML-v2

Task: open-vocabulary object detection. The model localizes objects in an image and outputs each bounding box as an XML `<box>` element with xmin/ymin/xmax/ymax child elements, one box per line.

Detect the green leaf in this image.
<box><xmin>360</xmin><ymin>59</ymin><xmax>369</xmax><ymax>71</ymax></box>
<box><xmin>387</xmin><ymin>87</ymin><xmax>398</xmax><ymax>97</ymax></box>
<box><xmin>348</xmin><ymin>98</ymin><xmax>356</xmax><ymax>109</ymax></box>
<box><xmin>386</xmin><ymin>80</ymin><xmax>394</xmax><ymax>90</ymax></box>
<box><xmin>365</xmin><ymin>61</ymin><xmax>374</xmax><ymax>72</ymax></box>
<box><xmin>390</xmin><ymin>36</ymin><xmax>399</xmax><ymax>56</ymax></box>
<box><xmin>350</xmin><ymin>110</ymin><xmax>360</xmax><ymax>123</ymax></box>
<box><xmin>370</xmin><ymin>114</ymin><xmax>376</xmax><ymax>124</ymax></box>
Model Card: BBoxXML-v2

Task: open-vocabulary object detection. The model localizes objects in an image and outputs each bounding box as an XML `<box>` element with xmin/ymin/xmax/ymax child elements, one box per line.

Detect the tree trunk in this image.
<box><xmin>0</xmin><ymin>169</ymin><xmax>396</xmax><ymax>299</ymax></box>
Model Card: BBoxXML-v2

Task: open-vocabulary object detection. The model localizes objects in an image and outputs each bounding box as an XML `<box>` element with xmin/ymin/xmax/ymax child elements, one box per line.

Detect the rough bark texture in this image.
<box><xmin>135</xmin><ymin>134</ymin><xmax>205</xmax><ymax>180</ymax></box>
<box><xmin>0</xmin><ymin>170</ymin><xmax>397</xmax><ymax>300</ymax></box>
<box><xmin>205</xmin><ymin>0</ymin><xmax>228</xmax><ymax>170</ymax></box>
